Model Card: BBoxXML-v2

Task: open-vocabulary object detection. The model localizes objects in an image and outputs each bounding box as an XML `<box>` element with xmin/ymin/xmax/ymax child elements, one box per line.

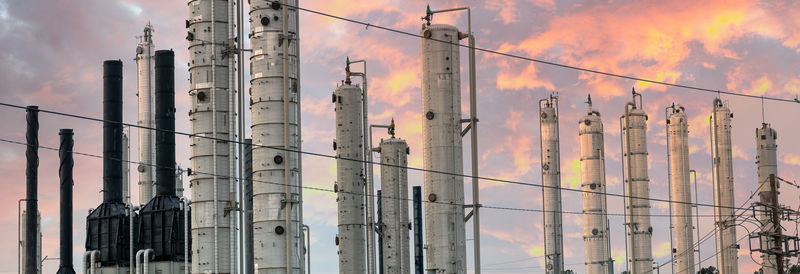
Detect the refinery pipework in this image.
<box><xmin>136</xmin><ymin>23</ymin><xmax>155</xmax><ymax>205</ymax></box>
<box><xmin>621</xmin><ymin>89</ymin><xmax>653</xmax><ymax>273</ymax></box>
<box><xmin>539</xmin><ymin>95</ymin><xmax>564</xmax><ymax>274</ymax></box>
<box><xmin>421</xmin><ymin>20</ymin><xmax>467</xmax><ymax>274</ymax></box>
<box><xmin>710</xmin><ymin>98</ymin><xmax>738</xmax><ymax>274</ymax></box>
<box><xmin>187</xmin><ymin>0</ymin><xmax>234</xmax><ymax>271</ymax></box>
<box><xmin>756</xmin><ymin>123</ymin><xmax>779</xmax><ymax>274</ymax></box>
<box><xmin>377</xmin><ymin>120</ymin><xmax>411</xmax><ymax>274</ymax></box>
<box><xmin>333</xmin><ymin>67</ymin><xmax>367</xmax><ymax>273</ymax></box>
<box><xmin>666</xmin><ymin>104</ymin><xmax>695</xmax><ymax>274</ymax></box>
<box><xmin>250</xmin><ymin>0</ymin><xmax>304</xmax><ymax>272</ymax></box>
<box><xmin>579</xmin><ymin>95</ymin><xmax>613</xmax><ymax>274</ymax></box>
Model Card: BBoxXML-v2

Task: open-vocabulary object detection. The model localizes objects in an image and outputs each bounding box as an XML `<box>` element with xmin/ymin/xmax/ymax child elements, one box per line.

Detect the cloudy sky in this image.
<box><xmin>1</xmin><ymin>0</ymin><xmax>799</xmax><ymax>273</ymax></box>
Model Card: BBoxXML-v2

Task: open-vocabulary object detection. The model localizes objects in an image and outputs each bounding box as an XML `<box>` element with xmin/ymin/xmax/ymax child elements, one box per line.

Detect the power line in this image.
<box><xmin>0</xmin><ymin>102</ymin><xmax>772</xmax><ymax>215</ymax></box>
<box><xmin>0</xmin><ymin>136</ymin><xmax>722</xmax><ymax>218</ymax></box>
<box><xmin>276</xmin><ymin>1</ymin><xmax>800</xmax><ymax>104</ymax></box>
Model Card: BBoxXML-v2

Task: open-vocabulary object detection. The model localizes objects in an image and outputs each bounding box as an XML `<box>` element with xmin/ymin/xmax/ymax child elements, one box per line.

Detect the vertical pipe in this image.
<box><xmin>303</xmin><ymin>225</ymin><xmax>310</xmax><ymax>274</ymax></box>
<box><xmin>690</xmin><ymin>170</ymin><xmax>701</xmax><ymax>269</ymax></box>
<box><xmin>466</xmin><ymin>12</ymin><xmax>482</xmax><ymax>274</ymax></box>
<box><xmin>665</xmin><ymin>106</ymin><xmax>675</xmax><ymax>274</ymax></box>
<box><xmin>57</xmin><ymin>129</ymin><xmax>76</xmax><ymax>274</ymax></box>
<box><xmin>227</xmin><ymin>0</ymin><xmax>237</xmax><ymax>271</ymax></box>
<box><xmin>413</xmin><ymin>186</ymin><xmax>423</xmax><ymax>274</ymax></box>
<box><xmin>244</xmin><ymin>139</ymin><xmax>254</xmax><ymax>274</ymax></box>
<box><xmin>25</xmin><ymin>105</ymin><xmax>39</xmax><ymax>274</ymax></box>
<box><xmin>539</xmin><ymin>97</ymin><xmax>563</xmax><ymax>274</ymax></box>
<box><xmin>377</xmin><ymin>190</ymin><xmax>383</xmax><ymax>274</ymax></box>
<box><xmin>280</xmin><ymin>2</ymin><xmax>292</xmax><ymax>273</ymax></box>
<box><xmin>123</xmin><ymin>132</ymin><xmax>130</xmax><ymax>204</ymax></box>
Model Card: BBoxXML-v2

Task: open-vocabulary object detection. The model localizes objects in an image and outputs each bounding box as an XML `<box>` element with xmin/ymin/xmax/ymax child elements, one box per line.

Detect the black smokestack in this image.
<box><xmin>25</xmin><ymin>105</ymin><xmax>39</xmax><ymax>274</ymax></box>
<box><xmin>154</xmin><ymin>50</ymin><xmax>175</xmax><ymax>196</ymax></box>
<box><xmin>57</xmin><ymin>129</ymin><xmax>76</xmax><ymax>274</ymax></box>
<box><xmin>103</xmin><ymin>60</ymin><xmax>123</xmax><ymax>203</ymax></box>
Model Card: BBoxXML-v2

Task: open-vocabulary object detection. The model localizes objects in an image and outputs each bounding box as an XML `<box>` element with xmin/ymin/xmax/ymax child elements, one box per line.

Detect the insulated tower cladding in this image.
<box><xmin>579</xmin><ymin>96</ymin><xmax>612</xmax><ymax>274</ymax></box>
<box><xmin>667</xmin><ymin>105</ymin><xmax>695</xmax><ymax>274</ymax></box>
<box><xmin>421</xmin><ymin>23</ymin><xmax>467</xmax><ymax>273</ymax></box>
<box><xmin>187</xmin><ymin>0</ymin><xmax>234</xmax><ymax>272</ymax></box>
<box><xmin>250</xmin><ymin>0</ymin><xmax>304</xmax><ymax>272</ymax></box>
<box><xmin>379</xmin><ymin>136</ymin><xmax>411</xmax><ymax>274</ymax></box>
<box><xmin>710</xmin><ymin>98</ymin><xmax>738</xmax><ymax>274</ymax></box>
<box><xmin>333</xmin><ymin>80</ymin><xmax>366</xmax><ymax>273</ymax></box>
<box><xmin>621</xmin><ymin>90</ymin><xmax>653</xmax><ymax>273</ymax></box>
<box><xmin>756</xmin><ymin>123</ymin><xmax>779</xmax><ymax>274</ymax></box>
<box><xmin>136</xmin><ymin>23</ymin><xmax>155</xmax><ymax>205</ymax></box>
<box><xmin>539</xmin><ymin>96</ymin><xmax>564</xmax><ymax>274</ymax></box>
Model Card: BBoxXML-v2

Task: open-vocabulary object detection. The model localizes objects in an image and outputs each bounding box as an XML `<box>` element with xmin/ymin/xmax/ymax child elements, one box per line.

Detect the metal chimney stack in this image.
<box><xmin>333</xmin><ymin>74</ymin><xmax>367</xmax><ymax>273</ymax></box>
<box><xmin>710</xmin><ymin>98</ymin><xmax>738</xmax><ymax>273</ymax></box>
<box><xmin>136</xmin><ymin>23</ymin><xmax>155</xmax><ymax>205</ymax></box>
<box><xmin>667</xmin><ymin>105</ymin><xmax>695</xmax><ymax>274</ymax></box>
<box><xmin>187</xmin><ymin>0</ymin><xmax>236</xmax><ymax>272</ymax></box>
<box><xmin>579</xmin><ymin>95</ymin><xmax>612</xmax><ymax>274</ymax></box>
<box><xmin>378</xmin><ymin>133</ymin><xmax>410</xmax><ymax>274</ymax></box>
<box><xmin>621</xmin><ymin>89</ymin><xmax>653</xmax><ymax>273</ymax></box>
<box><xmin>250</xmin><ymin>0</ymin><xmax>304</xmax><ymax>272</ymax></box>
<box><xmin>57</xmin><ymin>129</ymin><xmax>76</xmax><ymax>274</ymax></box>
<box><xmin>756</xmin><ymin>123</ymin><xmax>779</xmax><ymax>274</ymax></box>
<box><xmin>85</xmin><ymin>60</ymin><xmax>131</xmax><ymax>269</ymax></box>
<box><xmin>154</xmin><ymin>50</ymin><xmax>176</xmax><ymax>198</ymax></box>
<box><xmin>24</xmin><ymin>106</ymin><xmax>39</xmax><ymax>274</ymax></box>
<box><xmin>420</xmin><ymin>22</ymin><xmax>467</xmax><ymax>273</ymax></box>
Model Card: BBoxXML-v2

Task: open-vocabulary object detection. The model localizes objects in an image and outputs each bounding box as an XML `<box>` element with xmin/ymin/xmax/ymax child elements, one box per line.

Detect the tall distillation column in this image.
<box><xmin>378</xmin><ymin>122</ymin><xmax>411</xmax><ymax>274</ymax></box>
<box><xmin>187</xmin><ymin>0</ymin><xmax>233</xmax><ymax>272</ymax></box>
<box><xmin>539</xmin><ymin>96</ymin><xmax>564</xmax><ymax>274</ymax></box>
<box><xmin>421</xmin><ymin>23</ymin><xmax>467</xmax><ymax>273</ymax></box>
<box><xmin>756</xmin><ymin>123</ymin><xmax>779</xmax><ymax>274</ymax></box>
<box><xmin>621</xmin><ymin>89</ymin><xmax>653</xmax><ymax>273</ymax></box>
<box><xmin>579</xmin><ymin>95</ymin><xmax>612</xmax><ymax>274</ymax></box>
<box><xmin>333</xmin><ymin>74</ymin><xmax>367</xmax><ymax>273</ymax></box>
<box><xmin>710</xmin><ymin>98</ymin><xmax>738</xmax><ymax>274</ymax></box>
<box><xmin>250</xmin><ymin>0</ymin><xmax>304</xmax><ymax>272</ymax></box>
<box><xmin>667</xmin><ymin>105</ymin><xmax>695</xmax><ymax>274</ymax></box>
<box><xmin>136</xmin><ymin>23</ymin><xmax>155</xmax><ymax>205</ymax></box>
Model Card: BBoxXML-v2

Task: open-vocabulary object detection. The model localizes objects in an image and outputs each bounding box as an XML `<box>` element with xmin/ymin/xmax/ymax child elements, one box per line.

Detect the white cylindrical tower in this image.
<box><xmin>621</xmin><ymin>90</ymin><xmax>653</xmax><ymax>273</ymax></box>
<box><xmin>187</xmin><ymin>0</ymin><xmax>233</xmax><ymax>272</ymax></box>
<box><xmin>539</xmin><ymin>96</ymin><xmax>564</xmax><ymax>274</ymax></box>
<box><xmin>579</xmin><ymin>95</ymin><xmax>612</xmax><ymax>274</ymax></box>
<box><xmin>250</xmin><ymin>0</ymin><xmax>304</xmax><ymax>273</ymax></box>
<box><xmin>333</xmin><ymin>80</ymin><xmax>367</xmax><ymax>273</ymax></box>
<box><xmin>136</xmin><ymin>23</ymin><xmax>155</xmax><ymax>205</ymax></box>
<box><xmin>756</xmin><ymin>123</ymin><xmax>778</xmax><ymax>274</ymax></box>
<box><xmin>379</xmin><ymin>136</ymin><xmax>410</xmax><ymax>274</ymax></box>
<box><xmin>667</xmin><ymin>105</ymin><xmax>695</xmax><ymax>274</ymax></box>
<box><xmin>421</xmin><ymin>23</ymin><xmax>467</xmax><ymax>273</ymax></box>
<box><xmin>710</xmin><ymin>98</ymin><xmax>738</xmax><ymax>274</ymax></box>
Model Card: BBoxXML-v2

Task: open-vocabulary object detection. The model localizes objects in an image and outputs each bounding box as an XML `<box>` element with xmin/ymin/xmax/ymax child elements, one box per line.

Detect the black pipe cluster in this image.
<box><xmin>85</xmin><ymin>60</ymin><xmax>136</xmax><ymax>266</ymax></box>
<box><xmin>138</xmin><ymin>50</ymin><xmax>191</xmax><ymax>261</ymax></box>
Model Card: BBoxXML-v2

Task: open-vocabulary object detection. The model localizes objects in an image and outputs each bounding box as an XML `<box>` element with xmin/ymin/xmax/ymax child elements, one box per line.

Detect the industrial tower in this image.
<box><xmin>421</xmin><ymin>22</ymin><xmax>467</xmax><ymax>273</ymax></box>
<box><xmin>667</xmin><ymin>105</ymin><xmax>695</xmax><ymax>274</ymax></box>
<box><xmin>756</xmin><ymin>123</ymin><xmax>779</xmax><ymax>274</ymax></box>
<box><xmin>378</xmin><ymin>122</ymin><xmax>411</xmax><ymax>274</ymax></box>
<box><xmin>539</xmin><ymin>96</ymin><xmax>564</xmax><ymax>274</ymax></box>
<box><xmin>333</xmin><ymin>72</ymin><xmax>367</xmax><ymax>273</ymax></box>
<box><xmin>710</xmin><ymin>98</ymin><xmax>738</xmax><ymax>274</ymax></box>
<box><xmin>136</xmin><ymin>23</ymin><xmax>155</xmax><ymax>205</ymax></box>
<box><xmin>579</xmin><ymin>95</ymin><xmax>613</xmax><ymax>274</ymax></box>
<box><xmin>187</xmin><ymin>0</ymin><xmax>235</xmax><ymax>271</ymax></box>
<box><xmin>621</xmin><ymin>89</ymin><xmax>654</xmax><ymax>273</ymax></box>
<box><xmin>250</xmin><ymin>0</ymin><xmax>305</xmax><ymax>272</ymax></box>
